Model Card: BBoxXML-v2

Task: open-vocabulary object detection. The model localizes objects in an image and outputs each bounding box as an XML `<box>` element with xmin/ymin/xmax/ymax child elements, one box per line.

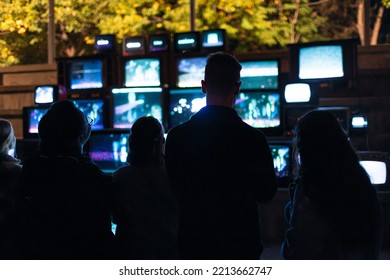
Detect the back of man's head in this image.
<box><xmin>38</xmin><ymin>100</ymin><xmax>89</xmax><ymax>155</ymax></box>
<box><xmin>204</xmin><ymin>52</ymin><xmax>242</xmax><ymax>95</ymax></box>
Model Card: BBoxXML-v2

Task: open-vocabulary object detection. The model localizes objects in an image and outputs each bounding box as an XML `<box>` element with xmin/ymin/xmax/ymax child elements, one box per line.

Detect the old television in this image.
<box><xmin>289</xmin><ymin>39</ymin><xmax>358</xmax><ymax>90</ymax></box>
<box><xmin>94</xmin><ymin>34</ymin><xmax>116</xmax><ymax>53</ymax></box>
<box><xmin>357</xmin><ymin>151</ymin><xmax>389</xmax><ymax>189</ymax></box>
<box><xmin>123</xmin><ymin>57</ymin><xmax>161</xmax><ymax>87</ymax></box>
<box><xmin>169</xmin><ymin>88</ymin><xmax>206</xmax><ymax>128</ymax></box>
<box><xmin>68</xmin><ymin>58</ymin><xmax>104</xmax><ymax>90</ymax></box>
<box><xmin>123</xmin><ymin>36</ymin><xmax>146</xmax><ymax>56</ymax></box>
<box><xmin>283</xmin><ymin>83</ymin><xmax>317</xmax><ymax>105</ymax></box>
<box><xmin>234</xmin><ymin>91</ymin><xmax>282</xmax><ymax>134</ymax></box>
<box><xmin>174</xmin><ymin>31</ymin><xmax>201</xmax><ymax>53</ymax></box>
<box><xmin>112</xmin><ymin>87</ymin><xmax>163</xmax><ymax>129</ymax></box>
<box><xmin>176</xmin><ymin>56</ymin><xmax>207</xmax><ymax>88</ymax></box>
<box><xmin>34</xmin><ymin>85</ymin><xmax>59</xmax><ymax>105</ymax></box>
<box><xmin>22</xmin><ymin>106</ymin><xmax>49</xmax><ymax>139</ymax></box>
<box><xmin>85</xmin><ymin>129</ymin><xmax>130</xmax><ymax>174</ymax></box>
<box><xmin>71</xmin><ymin>99</ymin><xmax>106</xmax><ymax>130</ymax></box>
<box><xmin>240</xmin><ymin>59</ymin><xmax>279</xmax><ymax>90</ymax></box>
<box><xmin>149</xmin><ymin>34</ymin><xmax>170</xmax><ymax>53</ymax></box>
<box><xmin>269</xmin><ymin>141</ymin><xmax>293</xmax><ymax>186</ymax></box>
<box><xmin>201</xmin><ymin>29</ymin><xmax>225</xmax><ymax>51</ymax></box>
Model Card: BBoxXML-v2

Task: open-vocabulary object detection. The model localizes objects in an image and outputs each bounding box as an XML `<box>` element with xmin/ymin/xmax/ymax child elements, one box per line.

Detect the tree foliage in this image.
<box><xmin>0</xmin><ymin>0</ymin><xmax>389</xmax><ymax>66</ymax></box>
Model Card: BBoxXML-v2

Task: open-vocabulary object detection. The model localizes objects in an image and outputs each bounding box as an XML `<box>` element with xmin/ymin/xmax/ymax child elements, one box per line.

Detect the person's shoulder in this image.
<box><xmin>238</xmin><ymin>121</ymin><xmax>267</xmax><ymax>140</ymax></box>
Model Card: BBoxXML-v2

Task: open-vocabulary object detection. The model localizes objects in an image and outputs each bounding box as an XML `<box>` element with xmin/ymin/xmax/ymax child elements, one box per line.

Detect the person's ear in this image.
<box><xmin>201</xmin><ymin>80</ymin><xmax>207</xmax><ymax>94</ymax></box>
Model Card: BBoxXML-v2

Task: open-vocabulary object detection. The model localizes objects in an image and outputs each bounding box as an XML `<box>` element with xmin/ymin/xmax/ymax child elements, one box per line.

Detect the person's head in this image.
<box><xmin>38</xmin><ymin>100</ymin><xmax>91</xmax><ymax>156</ymax></box>
<box><xmin>128</xmin><ymin>116</ymin><xmax>164</xmax><ymax>166</ymax></box>
<box><xmin>0</xmin><ymin>119</ymin><xmax>16</xmax><ymax>156</ymax></box>
<box><xmin>201</xmin><ymin>52</ymin><xmax>242</xmax><ymax>106</ymax></box>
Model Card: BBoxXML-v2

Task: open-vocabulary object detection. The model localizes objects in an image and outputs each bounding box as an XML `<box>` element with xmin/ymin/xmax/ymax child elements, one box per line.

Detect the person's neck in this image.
<box><xmin>206</xmin><ymin>95</ymin><xmax>235</xmax><ymax>108</ymax></box>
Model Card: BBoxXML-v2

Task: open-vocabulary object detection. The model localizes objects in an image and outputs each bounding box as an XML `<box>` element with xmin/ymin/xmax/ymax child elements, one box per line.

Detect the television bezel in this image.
<box><xmin>66</xmin><ymin>56</ymin><xmax>106</xmax><ymax>91</ymax></box>
<box><xmin>289</xmin><ymin>38</ymin><xmax>358</xmax><ymax>91</ymax></box>
<box><xmin>173</xmin><ymin>31</ymin><xmax>201</xmax><ymax>53</ymax></box>
<box><xmin>22</xmin><ymin>106</ymin><xmax>50</xmax><ymax>139</ymax></box>
<box><xmin>94</xmin><ymin>34</ymin><xmax>116</xmax><ymax>53</ymax></box>
<box><xmin>238</xmin><ymin>58</ymin><xmax>280</xmax><ymax>91</ymax></box>
<box><xmin>122</xmin><ymin>56</ymin><xmax>162</xmax><ymax>87</ymax></box>
<box><xmin>34</xmin><ymin>85</ymin><xmax>59</xmax><ymax>105</ymax></box>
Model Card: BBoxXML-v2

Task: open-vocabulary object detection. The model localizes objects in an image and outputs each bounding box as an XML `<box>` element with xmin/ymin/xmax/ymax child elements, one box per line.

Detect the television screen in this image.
<box><xmin>270</xmin><ymin>144</ymin><xmax>291</xmax><ymax>178</ymax></box>
<box><xmin>112</xmin><ymin>87</ymin><xmax>163</xmax><ymax>129</ymax></box>
<box><xmin>234</xmin><ymin>91</ymin><xmax>281</xmax><ymax>128</ymax></box>
<box><xmin>69</xmin><ymin>59</ymin><xmax>103</xmax><ymax>90</ymax></box>
<box><xmin>86</xmin><ymin>130</ymin><xmax>130</xmax><ymax>174</ymax></box>
<box><xmin>299</xmin><ymin>45</ymin><xmax>344</xmax><ymax>79</ymax></box>
<box><xmin>240</xmin><ymin>60</ymin><xmax>279</xmax><ymax>90</ymax></box>
<box><xmin>34</xmin><ymin>85</ymin><xmax>58</xmax><ymax>104</ymax></box>
<box><xmin>124</xmin><ymin>58</ymin><xmax>161</xmax><ymax>87</ymax></box>
<box><xmin>123</xmin><ymin>36</ymin><xmax>146</xmax><ymax>56</ymax></box>
<box><xmin>174</xmin><ymin>31</ymin><xmax>201</xmax><ymax>53</ymax></box>
<box><xmin>94</xmin><ymin>34</ymin><xmax>116</xmax><ymax>52</ymax></box>
<box><xmin>72</xmin><ymin>99</ymin><xmax>105</xmax><ymax>130</ymax></box>
<box><xmin>169</xmin><ymin>88</ymin><xmax>206</xmax><ymax>128</ymax></box>
<box><xmin>360</xmin><ymin>160</ymin><xmax>387</xmax><ymax>185</ymax></box>
<box><xmin>176</xmin><ymin>56</ymin><xmax>207</xmax><ymax>88</ymax></box>
<box><xmin>149</xmin><ymin>34</ymin><xmax>170</xmax><ymax>52</ymax></box>
<box><xmin>284</xmin><ymin>83</ymin><xmax>312</xmax><ymax>103</ymax></box>
<box><xmin>202</xmin><ymin>29</ymin><xmax>225</xmax><ymax>50</ymax></box>
<box><xmin>23</xmin><ymin>107</ymin><xmax>49</xmax><ymax>138</ymax></box>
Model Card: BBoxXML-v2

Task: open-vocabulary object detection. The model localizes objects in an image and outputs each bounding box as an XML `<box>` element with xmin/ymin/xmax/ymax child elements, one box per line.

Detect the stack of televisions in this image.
<box><xmin>20</xmin><ymin>31</ymin><xmax>389</xmax><ymax>189</ymax></box>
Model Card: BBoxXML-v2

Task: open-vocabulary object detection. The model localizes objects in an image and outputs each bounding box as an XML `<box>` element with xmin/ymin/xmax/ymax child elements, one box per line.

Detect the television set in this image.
<box><xmin>289</xmin><ymin>39</ymin><xmax>358</xmax><ymax>90</ymax></box>
<box><xmin>149</xmin><ymin>34</ymin><xmax>170</xmax><ymax>52</ymax></box>
<box><xmin>174</xmin><ymin>31</ymin><xmax>201</xmax><ymax>53</ymax></box>
<box><xmin>351</xmin><ymin>114</ymin><xmax>368</xmax><ymax>129</ymax></box>
<box><xmin>85</xmin><ymin>129</ymin><xmax>130</xmax><ymax>174</ymax></box>
<box><xmin>169</xmin><ymin>88</ymin><xmax>206</xmax><ymax>128</ymax></box>
<box><xmin>234</xmin><ymin>91</ymin><xmax>281</xmax><ymax>130</ymax></box>
<box><xmin>34</xmin><ymin>85</ymin><xmax>59</xmax><ymax>105</ymax></box>
<box><xmin>123</xmin><ymin>58</ymin><xmax>161</xmax><ymax>87</ymax></box>
<box><xmin>357</xmin><ymin>151</ymin><xmax>389</xmax><ymax>189</ymax></box>
<box><xmin>69</xmin><ymin>59</ymin><xmax>104</xmax><ymax>90</ymax></box>
<box><xmin>123</xmin><ymin>36</ymin><xmax>146</xmax><ymax>56</ymax></box>
<box><xmin>94</xmin><ymin>34</ymin><xmax>116</xmax><ymax>53</ymax></box>
<box><xmin>201</xmin><ymin>29</ymin><xmax>225</xmax><ymax>51</ymax></box>
<box><xmin>284</xmin><ymin>83</ymin><xmax>315</xmax><ymax>104</ymax></box>
<box><xmin>176</xmin><ymin>56</ymin><xmax>207</xmax><ymax>88</ymax></box>
<box><xmin>269</xmin><ymin>142</ymin><xmax>292</xmax><ymax>186</ymax></box>
<box><xmin>71</xmin><ymin>99</ymin><xmax>106</xmax><ymax>130</ymax></box>
<box><xmin>112</xmin><ymin>87</ymin><xmax>163</xmax><ymax>129</ymax></box>
<box><xmin>240</xmin><ymin>59</ymin><xmax>279</xmax><ymax>90</ymax></box>
<box><xmin>22</xmin><ymin>107</ymin><xmax>49</xmax><ymax>139</ymax></box>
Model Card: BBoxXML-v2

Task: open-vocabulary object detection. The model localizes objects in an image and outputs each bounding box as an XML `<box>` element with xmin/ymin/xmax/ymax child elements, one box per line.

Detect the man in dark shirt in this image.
<box><xmin>165</xmin><ymin>52</ymin><xmax>277</xmax><ymax>260</ymax></box>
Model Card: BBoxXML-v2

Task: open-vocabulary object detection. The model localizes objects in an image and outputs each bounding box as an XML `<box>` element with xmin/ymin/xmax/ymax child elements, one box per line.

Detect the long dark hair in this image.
<box><xmin>128</xmin><ymin>116</ymin><xmax>164</xmax><ymax>166</ymax></box>
<box><xmin>293</xmin><ymin>110</ymin><xmax>371</xmax><ymax>208</ymax></box>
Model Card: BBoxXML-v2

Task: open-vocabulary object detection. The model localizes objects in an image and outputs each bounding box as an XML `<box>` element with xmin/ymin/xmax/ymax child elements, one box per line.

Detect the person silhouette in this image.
<box><xmin>0</xmin><ymin>119</ymin><xmax>22</xmax><ymax>226</ymax></box>
<box><xmin>1</xmin><ymin>100</ymin><xmax>116</xmax><ymax>260</ymax></box>
<box><xmin>165</xmin><ymin>52</ymin><xmax>277</xmax><ymax>260</ymax></box>
<box><xmin>281</xmin><ymin>110</ymin><xmax>381</xmax><ymax>259</ymax></box>
<box><xmin>111</xmin><ymin>116</ymin><xmax>178</xmax><ymax>259</ymax></box>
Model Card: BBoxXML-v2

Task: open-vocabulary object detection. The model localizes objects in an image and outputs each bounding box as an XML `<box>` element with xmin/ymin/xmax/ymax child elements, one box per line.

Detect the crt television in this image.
<box><xmin>22</xmin><ymin>107</ymin><xmax>49</xmax><ymax>139</ymax></box>
<box><xmin>34</xmin><ymin>85</ymin><xmax>59</xmax><ymax>105</ymax></box>
<box><xmin>289</xmin><ymin>39</ymin><xmax>358</xmax><ymax>89</ymax></box>
<box><xmin>123</xmin><ymin>36</ymin><xmax>146</xmax><ymax>56</ymax></box>
<box><xmin>71</xmin><ymin>99</ymin><xmax>106</xmax><ymax>130</ymax></box>
<box><xmin>112</xmin><ymin>87</ymin><xmax>163</xmax><ymax>129</ymax></box>
<box><xmin>174</xmin><ymin>31</ymin><xmax>201</xmax><ymax>53</ymax></box>
<box><xmin>357</xmin><ymin>151</ymin><xmax>389</xmax><ymax>190</ymax></box>
<box><xmin>85</xmin><ymin>129</ymin><xmax>130</xmax><ymax>174</ymax></box>
<box><xmin>176</xmin><ymin>56</ymin><xmax>207</xmax><ymax>88</ymax></box>
<box><xmin>239</xmin><ymin>59</ymin><xmax>279</xmax><ymax>90</ymax></box>
<box><xmin>149</xmin><ymin>34</ymin><xmax>170</xmax><ymax>53</ymax></box>
<box><xmin>169</xmin><ymin>88</ymin><xmax>206</xmax><ymax>129</ymax></box>
<box><xmin>201</xmin><ymin>29</ymin><xmax>226</xmax><ymax>51</ymax></box>
<box><xmin>123</xmin><ymin>57</ymin><xmax>161</xmax><ymax>87</ymax></box>
<box><xmin>68</xmin><ymin>58</ymin><xmax>104</xmax><ymax>90</ymax></box>
<box><xmin>234</xmin><ymin>91</ymin><xmax>281</xmax><ymax>130</ymax></box>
